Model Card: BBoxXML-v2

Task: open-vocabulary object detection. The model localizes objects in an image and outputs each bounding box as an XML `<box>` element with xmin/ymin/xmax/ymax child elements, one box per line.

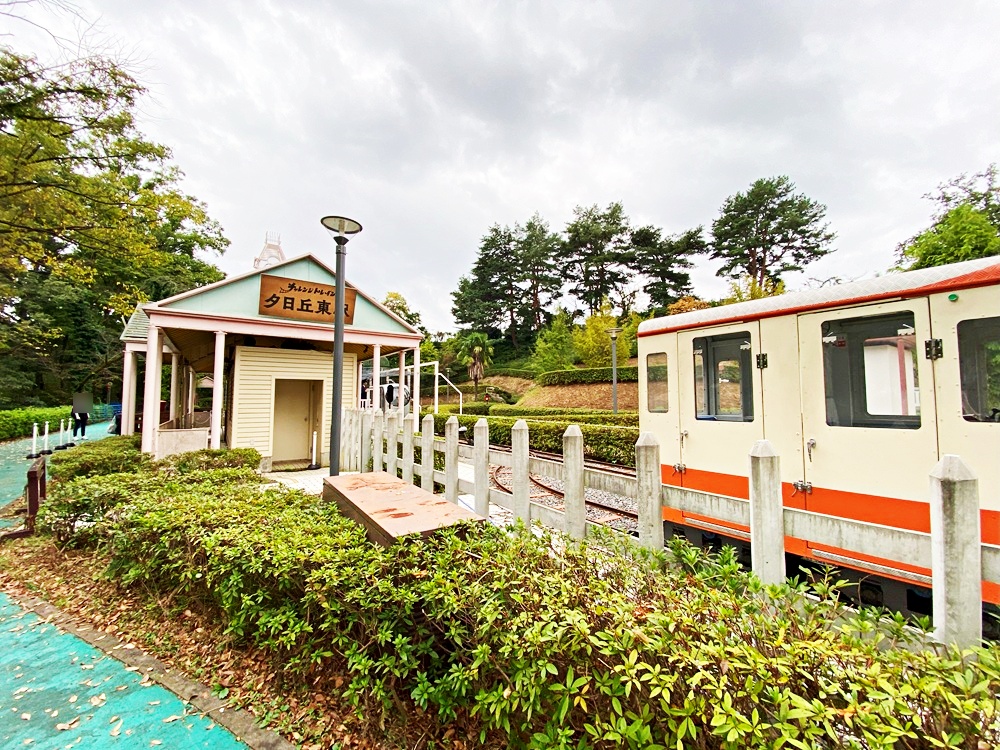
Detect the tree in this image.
<box><xmin>529</xmin><ymin>310</ymin><xmax>576</xmax><ymax>372</ymax></box>
<box><xmin>631</xmin><ymin>225</ymin><xmax>702</xmax><ymax>311</ymax></box>
<box><xmin>517</xmin><ymin>214</ymin><xmax>562</xmax><ymax>333</ymax></box>
<box><xmin>561</xmin><ymin>202</ymin><xmax>635</xmax><ymax>314</ymax></box>
<box><xmin>451</xmin><ymin>224</ymin><xmax>522</xmax><ymax>344</ymax></box>
<box><xmin>382</xmin><ymin>291</ymin><xmax>428</xmax><ymax>334</ymax></box>
<box><xmin>666</xmin><ymin>296</ymin><xmax>712</xmax><ymax>315</ymax></box>
<box><xmin>709</xmin><ymin>176</ymin><xmax>835</xmax><ymax>288</ymax></box>
<box><xmin>898</xmin><ymin>203</ymin><xmax>1000</xmax><ymax>269</ymax></box>
<box><xmin>455</xmin><ymin>331</ymin><xmax>493</xmax><ymax>399</ymax></box>
<box><xmin>0</xmin><ymin>48</ymin><xmax>228</xmax><ymax>406</ymax></box>
<box><xmin>896</xmin><ymin>165</ymin><xmax>1000</xmax><ymax>269</ymax></box>
<box><xmin>722</xmin><ymin>275</ymin><xmax>786</xmax><ymax>304</ymax></box>
<box><xmin>572</xmin><ymin>303</ymin><xmax>631</xmax><ymax>368</ymax></box>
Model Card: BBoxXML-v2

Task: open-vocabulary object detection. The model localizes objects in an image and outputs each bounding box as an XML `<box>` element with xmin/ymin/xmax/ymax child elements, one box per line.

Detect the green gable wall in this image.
<box><xmin>159</xmin><ymin>257</ymin><xmax>413</xmax><ymax>334</ymax></box>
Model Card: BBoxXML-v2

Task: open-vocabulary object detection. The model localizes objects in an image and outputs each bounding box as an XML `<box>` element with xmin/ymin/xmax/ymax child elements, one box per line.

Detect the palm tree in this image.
<box><xmin>456</xmin><ymin>332</ymin><xmax>493</xmax><ymax>399</ymax></box>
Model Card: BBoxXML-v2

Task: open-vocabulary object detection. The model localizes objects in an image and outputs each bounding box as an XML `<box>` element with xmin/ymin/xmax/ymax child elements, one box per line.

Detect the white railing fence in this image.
<box><xmin>340</xmin><ymin>408</ymin><xmax>998</xmax><ymax>649</ymax></box>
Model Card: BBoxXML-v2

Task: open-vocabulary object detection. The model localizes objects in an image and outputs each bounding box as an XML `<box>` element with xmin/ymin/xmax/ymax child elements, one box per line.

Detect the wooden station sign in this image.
<box><xmin>258</xmin><ymin>274</ymin><xmax>357</xmax><ymax>325</ymax></box>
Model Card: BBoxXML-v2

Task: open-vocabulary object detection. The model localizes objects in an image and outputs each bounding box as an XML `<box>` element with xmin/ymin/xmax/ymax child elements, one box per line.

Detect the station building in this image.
<box><xmin>119</xmin><ymin>242</ymin><xmax>423</xmax><ymax>468</ymax></box>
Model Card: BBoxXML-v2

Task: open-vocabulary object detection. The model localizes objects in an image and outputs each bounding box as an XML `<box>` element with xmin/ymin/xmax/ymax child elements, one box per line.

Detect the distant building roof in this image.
<box><xmin>120</xmin><ymin>306</ymin><xmax>150</xmax><ymax>342</ymax></box>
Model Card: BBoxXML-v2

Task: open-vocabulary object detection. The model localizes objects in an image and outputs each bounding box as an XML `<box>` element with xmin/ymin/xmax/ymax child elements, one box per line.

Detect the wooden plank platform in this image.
<box><xmin>323</xmin><ymin>472</ymin><xmax>485</xmax><ymax>546</ymax></box>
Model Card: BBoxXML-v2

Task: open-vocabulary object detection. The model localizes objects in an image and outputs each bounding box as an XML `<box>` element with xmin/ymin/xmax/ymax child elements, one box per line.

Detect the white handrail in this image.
<box><xmin>437</xmin><ymin>372</ymin><xmax>463</xmax><ymax>414</ymax></box>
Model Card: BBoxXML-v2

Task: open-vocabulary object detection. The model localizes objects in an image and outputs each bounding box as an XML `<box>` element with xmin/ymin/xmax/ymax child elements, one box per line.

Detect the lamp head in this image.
<box><xmin>606</xmin><ymin>326</ymin><xmax>623</xmax><ymax>341</ymax></box>
<box><xmin>320</xmin><ymin>216</ymin><xmax>363</xmax><ymax>238</ymax></box>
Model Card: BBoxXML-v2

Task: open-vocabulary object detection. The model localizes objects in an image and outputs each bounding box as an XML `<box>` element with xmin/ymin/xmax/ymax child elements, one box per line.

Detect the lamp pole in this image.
<box><xmin>321</xmin><ymin>216</ymin><xmax>363</xmax><ymax>475</ymax></box>
<box><xmin>607</xmin><ymin>327</ymin><xmax>623</xmax><ymax>414</ymax></box>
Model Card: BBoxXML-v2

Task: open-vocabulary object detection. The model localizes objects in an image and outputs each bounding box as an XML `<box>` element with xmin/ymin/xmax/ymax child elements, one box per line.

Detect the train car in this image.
<box><xmin>637</xmin><ymin>256</ymin><xmax>1000</xmax><ymax>625</ymax></box>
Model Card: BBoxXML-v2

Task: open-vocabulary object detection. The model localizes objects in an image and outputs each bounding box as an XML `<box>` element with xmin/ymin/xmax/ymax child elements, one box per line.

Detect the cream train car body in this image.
<box><xmin>636</xmin><ymin>257</ymin><xmax>1000</xmax><ymax>612</ymax></box>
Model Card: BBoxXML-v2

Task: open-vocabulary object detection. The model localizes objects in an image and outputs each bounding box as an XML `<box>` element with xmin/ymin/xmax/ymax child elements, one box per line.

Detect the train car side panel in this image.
<box><xmin>796</xmin><ymin>299</ymin><xmax>940</xmax><ymax>510</ymax></box>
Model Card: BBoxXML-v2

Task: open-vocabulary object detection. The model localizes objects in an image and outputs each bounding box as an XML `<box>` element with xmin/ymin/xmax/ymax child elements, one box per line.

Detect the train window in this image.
<box><xmin>821</xmin><ymin>312</ymin><xmax>920</xmax><ymax>429</ymax></box>
<box><xmin>646</xmin><ymin>352</ymin><xmax>669</xmax><ymax>412</ymax></box>
<box><xmin>958</xmin><ymin>316</ymin><xmax>1000</xmax><ymax>423</ymax></box>
<box><xmin>692</xmin><ymin>333</ymin><xmax>754</xmax><ymax>421</ymax></box>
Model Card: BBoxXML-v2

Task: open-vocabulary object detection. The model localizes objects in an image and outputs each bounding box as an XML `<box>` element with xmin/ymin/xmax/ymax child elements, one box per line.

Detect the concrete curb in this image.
<box><xmin>4</xmin><ymin>589</ymin><xmax>295</xmax><ymax>750</ymax></box>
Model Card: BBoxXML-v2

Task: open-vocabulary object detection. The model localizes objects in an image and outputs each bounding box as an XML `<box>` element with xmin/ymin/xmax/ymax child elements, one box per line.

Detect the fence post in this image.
<box><xmin>351</xmin><ymin>409</ymin><xmax>362</xmax><ymax>471</ymax></box>
<box><xmin>386</xmin><ymin>413</ymin><xmax>399</xmax><ymax>478</ymax></box>
<box><xmin>372</xmin><ymin>409</ymin><xmax>384</xmax><ymax>472</ymax></box>
<box><xmin>421</xmin><ymin>414</ymin><xmax>435</xmax><ymax>491</ymax></box>
<box><xmin>930</xmin><ymin>455</ymin><xmax>982</xmax><ymax>648</ymax></box>
<box><xmin>563</xmin><ymin>425</ymin><xmax>586</xmax><ymax>539</ymax></box>
<box><xmin>749</xmin><ymin>439</ymin><xmax>785</xmax><ymax>586</ymax></box>
<box><xmin>512</xmin><ymin>419</ymin><xmax>530</xmax><ymax>522</ymax></box>
<box><xmin>361</xmin><ymin>409</ymin><xmax>373</xmax><ymax>472</ymax></box>
<box><xmin>402</xmin><ymin>414</ymin><xmax>415</xmax><ymax>484</ymax></box>
<box><xmin>636</xmin><ymin>431</ymin><xmax>664</xmax><ymax>550</ymax></box>
<box><xmin>474</xmin><ymin>418</ymin><xmax>490</xmax><ymax>517</ymax></box>
<box><xmin>445</xmin><ymin>416</ymin><xmax>459</xmax><ymax>503</ymax></box>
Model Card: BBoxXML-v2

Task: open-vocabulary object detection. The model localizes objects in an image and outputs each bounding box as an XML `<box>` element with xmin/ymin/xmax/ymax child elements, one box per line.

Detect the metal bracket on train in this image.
<box><xmin>791</xmin><ymin>480</ymin><xmax>813</xmax><ymax>495</ymax></box>
<box><xmin>671</xmin><ymin>463</ymin><xmax>686</xmax><ymax>475</ymax></box>
<box><xmin>755</xmin><ymin>353</ymin><xmax>768</xmax><ymax>369</ymax></box>
<box><xmin>924</xmin><ymin>339</ymin><xmax>943</xmax><ymax>360</ymax></box>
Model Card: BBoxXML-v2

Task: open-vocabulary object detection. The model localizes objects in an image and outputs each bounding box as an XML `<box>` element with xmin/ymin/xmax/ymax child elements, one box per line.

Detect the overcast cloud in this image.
<box><xmin>9</xmin><ymin>0</ymin><xmax>1000</xmax><ymax>332</ymax></box>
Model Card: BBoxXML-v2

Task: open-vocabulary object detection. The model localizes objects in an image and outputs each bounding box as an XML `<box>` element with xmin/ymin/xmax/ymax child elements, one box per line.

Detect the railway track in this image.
<box><xmin>485</xmin><ymin>444</ymin><xmax>637</xmax><ymax>478</ymax></box>
<box><xmin>488</xmin><ymin>464</ymin><xmax>638</xmax><ymax>526</ymax></box>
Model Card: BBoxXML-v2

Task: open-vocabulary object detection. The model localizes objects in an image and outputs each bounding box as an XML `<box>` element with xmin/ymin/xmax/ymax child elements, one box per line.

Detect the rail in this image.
<box><xmin>1</xmin><ymin>457</ymin><xmax>46</xmax><ymax>542</ymax></box>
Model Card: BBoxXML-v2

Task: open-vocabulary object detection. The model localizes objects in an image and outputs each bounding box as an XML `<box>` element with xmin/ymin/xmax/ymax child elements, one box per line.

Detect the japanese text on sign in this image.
<box><xmin>258</xmin><ymin>274</ymin><xmax>356</xmax><ymax>325</ymax></box>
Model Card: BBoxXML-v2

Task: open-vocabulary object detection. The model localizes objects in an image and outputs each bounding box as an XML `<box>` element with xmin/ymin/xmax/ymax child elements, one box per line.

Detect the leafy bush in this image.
<box><xmin>48</xmin><ymin>435</ymin><xmax>150</xmax><ymax>482</ymax></box>
<box><xmin>536</xmin><ymin>366</ymin><xmax>639</xmax><ymax>386</ymax></box>
<box><xmin>155</xmin><ymin>447</ymin><xmax>262</xmax><ymax>474</ymax></box>
<box><xmin>0</xmin><ymin>406</ymin><xmax>73</xmax><ymax>441</ymax></box>
<box><xmin>96</xmin><ymin>486</ymin><xmax>1000</xmax><ymax>748</ymax></box>
<box><xmin>429</xmin><ymin>403</ymin><xmax>491</xmax><ymax>416</ymax></box>
<box><xmin>430</xmin><ymin>413</ymin><xmax>639</xmax><ymax>466</ymax></box>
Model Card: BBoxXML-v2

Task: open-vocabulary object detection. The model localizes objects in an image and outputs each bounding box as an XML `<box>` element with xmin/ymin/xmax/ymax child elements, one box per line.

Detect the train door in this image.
<box><xmin>676</xmin><ymin>322</ymin><xmax>765</xmax><ymax>498</ymax></box>
<box><xmin>796</xmin><ymin>299</ymin><xmax>940</xmax><ymax>532</ymax></box>
<box><xmin>927</xmin><ymin>285</ymin><xmax>1000</xmax><ymax>547</ymax></box>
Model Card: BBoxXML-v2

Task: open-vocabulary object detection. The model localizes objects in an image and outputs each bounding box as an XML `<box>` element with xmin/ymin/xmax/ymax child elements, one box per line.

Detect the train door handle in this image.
<box><xmin>806</xmin><ymin>438</ymin><xmax>817</xmax><ymax>462</ymax></box>
<box><xmin>680</xmin><ymin>430</ymin><xmax>689</xmax><ymax>447</ymax></box>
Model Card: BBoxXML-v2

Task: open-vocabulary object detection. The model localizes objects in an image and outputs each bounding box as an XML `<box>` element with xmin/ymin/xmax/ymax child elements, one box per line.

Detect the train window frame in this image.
<box><xmin>692</xmin><ymin>332</ymin><xmax>754</xmax><ymax>422</ymax></box>
<box><xmin>646</xmin><ymin>352</ymin><xmax>669</xmax><ymax>413</ymax></box>
<box><xmin>958</xmin><ymin>315</ymin><xmax>1000</xmax><ymax>423</ymax></box>
<box><xmin>821</xmin><ymin>311</ymin><xmax>921</xmax><ymax>430</ymax></box>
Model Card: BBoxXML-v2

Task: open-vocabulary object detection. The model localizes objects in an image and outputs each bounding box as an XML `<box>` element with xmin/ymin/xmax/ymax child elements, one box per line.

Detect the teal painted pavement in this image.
<box><xmin>0</xmin><ymin>592</ymin><xmax>250</xmax><ymax>749</ymax></box>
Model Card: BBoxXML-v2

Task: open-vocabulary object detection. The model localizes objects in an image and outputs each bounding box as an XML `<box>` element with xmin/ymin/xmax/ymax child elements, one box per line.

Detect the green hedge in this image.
<box><xmin>536</xmin><ymin>366</ymin><xmax>639</xmax><ymax>386</ymax></box>
<box><xmin>428</xmin><ymin>403</ymin><xmax>491</xmax><ymax>416</ymax></box>
<box><xmin>430</xmin><ymin>413</ymin><xmax>638</xmax><ymax>466</ymax></box>
<box><xmin>0</xmin><ymin>406</ymin><xmax>73</xmax><ymax>442</ymax></box>
<box><xmin>488</xmin><ymin>405</ymin><xmax>639</xmax><ymax>427</ymax></box>
<box><xmin>77</xmin><ymin>476</ymin><xmax>1000</xmax><ymax>748</ymax></box>
<box><xmin>48</xmin><ymin>435</ymin><xmax>151</xmax><ymax>482</ymax></box>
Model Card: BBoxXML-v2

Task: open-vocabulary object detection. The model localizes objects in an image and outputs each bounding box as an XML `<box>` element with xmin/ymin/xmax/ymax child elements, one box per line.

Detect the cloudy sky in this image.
<box><xmin>9</xmin><ymin>0</ymin><xmax>1000</xmax><ymax>332</ymax></box>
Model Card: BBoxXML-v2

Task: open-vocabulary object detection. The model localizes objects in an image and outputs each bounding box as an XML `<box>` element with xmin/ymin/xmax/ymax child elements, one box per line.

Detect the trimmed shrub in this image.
<box><xmin>536</xmin><ymin>366</ymin><xmax>639</xmax><ymax>386</ymax></box>
<box><xmin>487</xmin><ymin>405</ymin><xmax>639</xmax><ymax>427</ymax></box>
<box><xmin>94</xmin><ymin>485</ymin><xmax>1000</xmax><ymax>748</ymax></box>
<box><xmin>48</xmin><ymin>435</ymin><xmax>150</xmax><ymax>482</ymax></box>
<box><xmin>156</xmin><ymin>447</ymin><xmax>262</xmax><ymax>474</ymax></box>
<box><xmin>0</xmin><ymin>406</ymin><xmax>73</xmax><ymax>441</ymax></box>
<box><xmin>428</xmin><ymin>403</ymin><xmax>490</xmax><ymax>416</ymax></box>
<box><xmin>430</xmin><ymin>413</ymin><xmax>638</xmax><ymax>466</ymax></box>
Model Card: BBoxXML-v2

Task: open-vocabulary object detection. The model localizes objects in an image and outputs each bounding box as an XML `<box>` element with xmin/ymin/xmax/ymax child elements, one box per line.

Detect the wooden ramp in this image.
<box><xmin>323</xmin><ymin>472</ymin><xmax>485</xmax><ymax>546</ymax></box>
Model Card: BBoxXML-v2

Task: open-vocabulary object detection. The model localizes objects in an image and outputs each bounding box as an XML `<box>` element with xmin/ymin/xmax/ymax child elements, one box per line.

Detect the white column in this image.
<box><xmin>372</xmin><ymin>345</ymin><xmax>381</xmax><ymax>409</ymax></box>
<box><xmin>930</xmin><ymin>455</ymin><xmax>982</xmax><ymax>648</ymax></box>
<box><xmin>121</xmin><ymin>350</ymin><xmax>137</xmax><ymax>436</ymax></box>
<box><xmin>186</xmin><ymin>367</ymin><xmax>195</xmax><ymax>416</ymax></box>
<box><xmin>636</xmin><ymin>431</ymin><xmax>665</xmax><ymax>550</ymax></box>
<box><xmin>398</xmin><ymin>350</ymin><xmax>406</xmax><ymax>420</ymax></box>
<box><xmin>141</xmin><ymin>326</ymin><xmax>163</xmax><ymax>453</ymax></box>
<box><xmin>412</xmin><ymin>345</ymin><xmax>420</xmax><ymax>419</ymax></box>
<box><xmin>210</xmin><ymin>331</ymin><xmax>226</xmax><ymax>450</ymax></box>
<box><xmin>357</xmin><ymin>360</ymin><xmax>364</xmax><ymax>407</ymax></box>
<box><xmin>169</xmin><ymin>354</ymin><xmax>179</xmax><ymax>421</ymax></box>
<box><xmin>749</xmin><ymin>440</ymin><xmax>785</xmax><ymax>586</ymax></box>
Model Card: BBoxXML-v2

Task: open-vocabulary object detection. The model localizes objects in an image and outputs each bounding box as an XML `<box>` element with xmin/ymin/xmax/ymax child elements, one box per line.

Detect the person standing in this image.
<box><xmin>72</xmin><ymin>410</ymin><xmax>89</xmax><ymax>439</ymax></box>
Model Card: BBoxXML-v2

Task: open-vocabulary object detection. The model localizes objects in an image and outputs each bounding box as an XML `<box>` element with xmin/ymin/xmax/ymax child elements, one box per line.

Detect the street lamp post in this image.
<box><xmin>607</xmin><ymin>327</ymin><xmax>623</xmax><ymax>414</ymax></box>
<box><xmin>321</xmin><ymin>215</ymin><xmax>363</xmax><ymax>475</ymax></box>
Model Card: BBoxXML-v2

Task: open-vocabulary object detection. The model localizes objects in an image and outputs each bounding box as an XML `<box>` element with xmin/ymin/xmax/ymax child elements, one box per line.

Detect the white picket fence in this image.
<box><xmin>338</xmin><ymin>408</ymin><xmax>1000</xmax><ymax>648</ymax></box>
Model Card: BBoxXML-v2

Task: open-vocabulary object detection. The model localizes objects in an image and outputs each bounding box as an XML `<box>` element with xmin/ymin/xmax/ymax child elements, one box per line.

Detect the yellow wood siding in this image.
<box><xmin>232</xmin><ymin>346</ymin><xmax>356</xmax><ymax>460</ymax></box>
